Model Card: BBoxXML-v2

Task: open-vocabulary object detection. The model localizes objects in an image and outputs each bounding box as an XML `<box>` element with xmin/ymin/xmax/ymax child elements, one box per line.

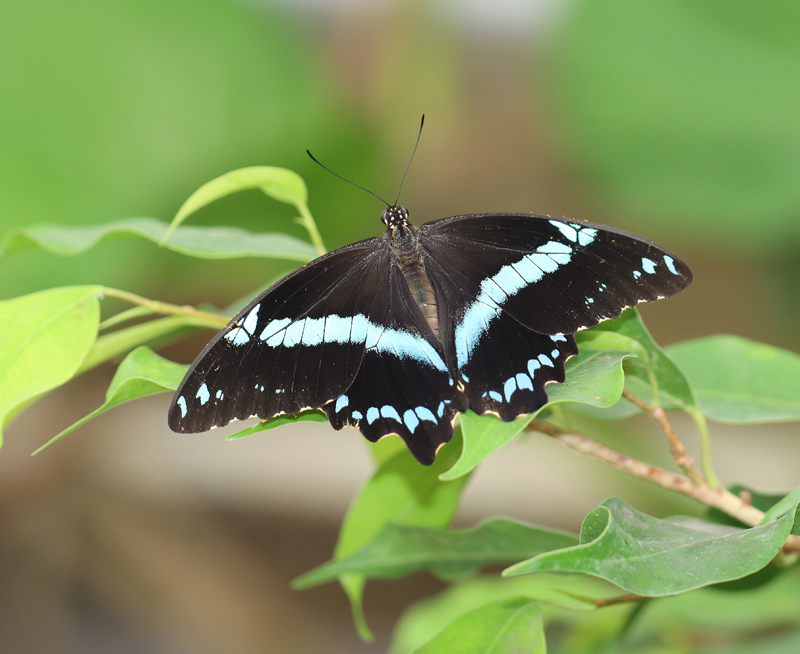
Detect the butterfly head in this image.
<box><xmin>381</xmin><ymin>206</ymin><xmax>410</xmax><ymax>230</ymax></box>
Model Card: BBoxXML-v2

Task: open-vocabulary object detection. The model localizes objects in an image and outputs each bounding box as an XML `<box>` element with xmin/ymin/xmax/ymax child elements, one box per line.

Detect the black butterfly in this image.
<box><xmin>168</xmin><ymin>203</ymin><xmax>691</xmax><ymax>464</ymax></box>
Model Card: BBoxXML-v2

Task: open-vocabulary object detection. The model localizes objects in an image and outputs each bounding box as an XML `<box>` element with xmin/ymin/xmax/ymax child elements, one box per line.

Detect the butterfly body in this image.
<box><xmin>169</xmin><ymin>209</ymin><xmax>691</xmax><ymax>464</ymax></box>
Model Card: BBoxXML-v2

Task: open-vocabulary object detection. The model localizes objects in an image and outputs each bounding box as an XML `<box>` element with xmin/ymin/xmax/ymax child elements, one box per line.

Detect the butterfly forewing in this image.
<box><xmin>419</xmin><ymin>213</ymin><xmax>691</xmax><ymax>336</ymax></box>
<box><xmin>168</xmin><ymin>239</ymin><xmax>386</xmax><ymax>433</ymax></box>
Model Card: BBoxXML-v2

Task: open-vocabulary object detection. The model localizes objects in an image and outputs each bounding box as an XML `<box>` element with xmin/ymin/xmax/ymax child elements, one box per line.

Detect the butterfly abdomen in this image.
<box><xmin>390</xmin><ymin>225</ymin><xmax>440</xmax><ymax>339</ymax></box>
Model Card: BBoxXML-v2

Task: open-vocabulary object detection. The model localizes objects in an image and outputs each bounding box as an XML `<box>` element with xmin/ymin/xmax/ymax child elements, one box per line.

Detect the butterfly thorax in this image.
<box><xmin>383</xmin><ymin>206</ymin><xmax>440</xmax><ymax>340</ymax></box>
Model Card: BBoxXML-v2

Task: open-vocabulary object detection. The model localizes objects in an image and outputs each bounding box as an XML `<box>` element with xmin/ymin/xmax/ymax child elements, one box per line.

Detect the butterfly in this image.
<box><xmin>168</xmin><ymin>119</ymin><xmax>691</xmax><ymax>464</ymax></box>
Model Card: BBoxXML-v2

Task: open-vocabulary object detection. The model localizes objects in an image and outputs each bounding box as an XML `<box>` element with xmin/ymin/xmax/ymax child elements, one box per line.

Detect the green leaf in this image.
<box><xmin>410</xmin><ymin>598</ymin><xmax>545</xmax><ymax>654</ymax></box>
<box><xmin>161</xmin><ymin>166</ymin><xmax>309</xmax><ymax>244</ymax></box>
<box><xmin>390</xmin><ymin>574</ymin><xmax>605</xmax><ymax>654</ymax></box>
<box><xmin>581</xmin><ymin>309</ymin><xmax>696</xmax><ymax>411</ymax></box>
<box><xmin>440</xmin><ymin>349</ymin><xmax>636</xmax><ymax>480</ymax></box>
<box><xmin>0</xmin><ymin>286</ymin><xmax>101</xmax><ymax>445</ymax></box>
<box><xmin>79</xmin><ymin>314</ymin><xmax>222</xmax><ymax>375</ymax></box>
<box><xmin>294</xmin><ymin>431</ymin><xmax>470</xmax><ymax>640</ymax></box>
<box><xmin>666</xmin><ymin>335</ymin><xmax>800</xmax><ymax>423</ymax></box>
<box><xmin>293</xmin><ymin>518</ymin><xmax>577</xmax><ymax>587</ymax></box>
<box><xmin>33</xmin><ymin>347</ymin><xmax>187</xmax><ymax>454</ymax></box>
<box><xmin>0</xmin><ymin>217</ymin><xmax>317</xmax><ymax>262</ymax></box>
<box><xmin>504</xmin><ymin>497</ymin><xmax>797</xmax><ymax>595</ymax></box>
<box><xmin>761</xmin><ymin>485</ymin><xmax>800</xmax><ymax>526</ymax></box>
<box><xmin>225</xmin><ymin>410</ymin><xmax>327</xmax><ymax>440</ymax></box>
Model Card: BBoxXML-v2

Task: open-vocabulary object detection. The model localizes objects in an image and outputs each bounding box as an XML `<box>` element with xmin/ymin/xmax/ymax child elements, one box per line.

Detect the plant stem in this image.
<box><xmin>622</xmin><ymin>389</ymin><xmax>705</xmax><ymax>486</ymax></box>
<box><xmin>100</xmin><ymin>287</ymin><xmax>229</xmax><ymax>327</ymax></box>
<box><xmin>593</xmin><ymin>594</ymin><xmax>649</xmax><ymax>608</ymax></box>
<box><xmin>295</xmin><ymin>203</ymin><xmax>326</xmax><ymax>256</ymax></box>
<box><xmin>528</xmin><ymin>419</ymin><xmax>800</xmax><ymax>553</ymax></box>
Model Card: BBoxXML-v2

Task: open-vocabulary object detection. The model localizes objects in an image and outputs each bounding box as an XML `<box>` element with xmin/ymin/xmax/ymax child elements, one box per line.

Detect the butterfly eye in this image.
<box><xmin>381</xmin><ymin>209</ymin><xmax>390</xmax><ymax>225</ymax></box>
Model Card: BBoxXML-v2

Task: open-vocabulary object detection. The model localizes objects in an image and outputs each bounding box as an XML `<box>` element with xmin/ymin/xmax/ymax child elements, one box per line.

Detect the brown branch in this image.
<box><xmin>527</xmin><ymin>419</ymin><xmax>800</xmax><ymax>554</ymax></box>
<box><xmin>622</xmin><ymin>389</ymin><xmax>705</xmax><ymax>486</ymax></box>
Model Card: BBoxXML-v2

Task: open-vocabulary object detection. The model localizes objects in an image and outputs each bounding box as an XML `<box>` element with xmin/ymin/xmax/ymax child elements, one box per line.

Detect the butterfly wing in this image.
<box><xmin>322</xmin><ymin>248</ymin><xmax>467</xmax><ymax>464</ymax></box>
<box><xmin>169</xmin><ymin>235</ymin><xmax>467</xmax><ymax>464</ymax></box>
<box><xmin>418</xmin><ymin>212</ymin><xmax>691</xmax><ymax>417</ymax></box>
<box><xmin>169</xmin><ymin>238</ymin><xmax>386</xmax><ymax>432</ymax></box>
<box><xmin>420</xmin><ymin>213</ymin><xmax>691</xmax><ymax>336</ymax></box>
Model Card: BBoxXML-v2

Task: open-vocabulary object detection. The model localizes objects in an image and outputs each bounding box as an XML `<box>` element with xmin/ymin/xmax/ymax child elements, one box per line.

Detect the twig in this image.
<box><xmin>527</xmin><ymin>420</ymin><xmax>800</xmax><ymax>554</ymax></box>
<box><xmin>100</xmin><ymin>287</ymin><xmax>229</xmax><ymax>327</ymax></box>
<box><xmin>622</xmin><ymin>389</ymin><xmax>705</xmax><ymax>486</ymax></box>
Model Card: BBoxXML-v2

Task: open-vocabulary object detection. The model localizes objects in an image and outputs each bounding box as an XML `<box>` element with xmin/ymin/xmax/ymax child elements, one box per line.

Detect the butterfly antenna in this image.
<box><xmin>306</xmin><ymin>150</ymin><xmax>390</xmax><ymax>207</ymax></box>
<box><xmin>394</xmin><ymin>114</ymin><xmax>425</xmax><ymax>207</ymax></box>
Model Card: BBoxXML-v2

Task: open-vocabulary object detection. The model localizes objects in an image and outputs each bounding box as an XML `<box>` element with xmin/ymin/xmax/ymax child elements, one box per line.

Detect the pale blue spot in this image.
<box><xmin>335</xmin><ymin>395</ymin><xmax>349</xmax><ymax>413</ymax></box>
<box><xmin>177</xmin><ymin>396</ymin><xmax>187</xmax><ymax>417</ymax></box>
<box><xmin>633</xmin><ymin>270</ymin><xmax>642</xmax><ymax>280</ymax></box>
<box><xmin>243</xmin><ymin>304</ymin><xmax>260</xmax><ymax>335</ymax></box>
<box><xmin>403</xmin><ymin>409</ymin><xmax>420</xmax><ymax>433</ymax></box>
<box><xmin>550</xmin><ymin>220</ymin><xmax>577</xmax><ymax>242</ymax></box>
<box><xmin>415</xmin><ymin>407</ymin><xmax>437</xmax><ymax>423</ymax></box>
<box><xmin>461</xmin><ymin>373</ymin><xmax>470</xmax><ymax>382</ymax></box>
<box><xmin>224</xmin><ymin>328</ymin><xmax>250</xmax><ymax>346</ymax></box>
<box><xmin>380</xmin><ymin>405</ymin><xmax>401</xmax><ymax>422</ymax></box>
<box><xmin>273</xmin><ymin>388</ymin><xmax>281</xmax><ymax>393</ymax></box>
<box><xmin>494</xmin><ymin>265</ymin><xmax>528</xmax><ymax>297</ymax></box>
<box><xmin>300</xmin><ymin>317</ymin><xmax>325</xmax><ymax>346</ymax></box>
<box><xmin>324</xmin><ymin>314</ymin><xmax>356</xmax><ymax>344</ymax></box>
<box><xmin>259</xmin><ymin>318</ymin><xmax>291</xmax><ymax>343</ymax></box>
<box><xmin>437</xmin><ymin>401</ymin><xmax>445</xmax><ymax>418</ymax></box>
<box><xmin>281</xmin><ymin>320</ymin><xmax>307</xmax><ymax>347</ymax></box>
<box><xmin>577</xmin><ymin>228</ymin><xmax>597</xmax><ymax>247</ymax></box>
<box><xmin>641</xmin><ymin>257</ymin><xmax>657</xmax><ymax>274</ymax></box>
<box><xmin>516</xmin><ymin>373</ymin><xmax>533</xmax><ymax>391</ymax></box>
<box><xmin>348</xmin><ymin>315</ymin><xmax>368</xmax><ymax>342</ymax></box>
<box><xmin>536</xmin><ymin>239</ymin><xmax>573</xmax><ymax>258</ymax></box>
<box><xmin>599</xmin><ymin>283</ymin><xmax>607</xmax><ymax>291</ymax></box>
<box><xmin>550</xmin><ymin>334</ymin><xmax>567</xmax><ymax>342</ymax></box>
<box><xmin>367</xmin><ymin>407</ymin><xmax>379</xmax><ymax>424</ymax></box>
<box><xmin>551</xmin><ymin>348</ymin><xmax>560</xmax><ymax>359</ymax></box>
<box><xmin>586</xmin><ymin>297</ymin><xmax>594</xmax><ymax>304</ymax></box>
<box><xmin>352</xmin><ymin>410</ymin><xmax>363</xmax><ymax>420</ymax></box>
<box><xmin>538</xmin><ymin>354</ymin><xmax>553</xmax><ymax>367</ymax></box>
<box><xmin>196</xmin><ymin>383</ymin><xmax>210</xmax><ymax>405</ymax></box>
<box><xmin>510</xmin><ymin>258</ymin><xmax>543</xmax><ymax>285</ymax></box>
<box><xmin>489</xmin><ymin>390</ymin><xmax>503</xmax><ymax>402</ymax></box>
<box><xmin>663</xmin><ymin>255</ymin><xmax>678</xmax><ymax>275</ymax></box>
<box><xmin>527</xmin><ymin>359</ymin><xmax>541</xmax><ymax>377</ymax></box>
<box><xmin>504</xmin><ymin>377</ymin><xmax>517</xmax><ymax>402</ymax></box>
<box><xmin>215</xmin><ymin>389</ymin><xmax>224</xmax><ymax>400</ymax></box>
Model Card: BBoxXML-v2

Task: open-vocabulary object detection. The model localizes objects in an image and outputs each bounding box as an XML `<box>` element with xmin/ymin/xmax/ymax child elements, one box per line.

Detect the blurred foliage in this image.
<box><xmin>0</xmin><ymin>0</ymin><xmax>380</xmax><ymax>304</ymax></box>
<box><xmin>548</xmin><ymin>0</ymin><xmax>800</xmax><ymax>250</ymax></box>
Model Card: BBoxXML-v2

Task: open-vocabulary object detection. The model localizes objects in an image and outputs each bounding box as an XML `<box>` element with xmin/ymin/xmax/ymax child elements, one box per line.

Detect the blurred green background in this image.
<box><xmin>1</xmin><ymin>1</ymin><xmax>799</xmax><ymax>652</ymax></box>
